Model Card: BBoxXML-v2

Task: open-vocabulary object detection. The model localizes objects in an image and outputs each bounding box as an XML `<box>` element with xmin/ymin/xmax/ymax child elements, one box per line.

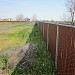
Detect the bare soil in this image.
<box><xmin>0</xmin><ymin>43</ymin><xmax>37</xmax><ymax>75</ymax></box>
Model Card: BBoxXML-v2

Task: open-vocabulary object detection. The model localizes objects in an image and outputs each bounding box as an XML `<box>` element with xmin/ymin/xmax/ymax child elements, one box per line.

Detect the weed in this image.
<box><xmin>11</xmin><ymin>24</ymin><xmax>56</xmax><ymax>75</ymax></box>
<box><xmin>0</xmin><ymin>22</ymin><xmax>56</xmax><ymax>75</ymax></box>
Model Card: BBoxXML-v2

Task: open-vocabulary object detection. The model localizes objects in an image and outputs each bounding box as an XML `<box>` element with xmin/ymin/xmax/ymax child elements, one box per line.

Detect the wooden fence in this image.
<box><xmin>38</xmin><ymin>22</ymin><xmax>75</xmax><ymax>75</ymax></box>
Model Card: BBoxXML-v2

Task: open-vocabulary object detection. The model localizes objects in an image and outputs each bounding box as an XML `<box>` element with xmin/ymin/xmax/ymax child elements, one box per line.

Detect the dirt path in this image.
<box><xmin>0</xmin><ymin>22</ymin><xmax>35</xmax><ymax>35</ymax></box>
<box><xmin>0</xmin><ymin>43</ymin><xmax>37</xmax><ymax>75</ymax></box>
<box><xmin>0</xmin><ymin>24</ymin><xmax>25</xmax><ymax>35</ymax></box>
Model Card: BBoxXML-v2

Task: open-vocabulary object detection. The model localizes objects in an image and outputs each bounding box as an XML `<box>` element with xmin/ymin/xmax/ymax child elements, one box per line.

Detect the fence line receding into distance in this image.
<box><xmin>38</xmin><ymin>22</ymin><xmax>75</xmax><ymax>75</ymax></box>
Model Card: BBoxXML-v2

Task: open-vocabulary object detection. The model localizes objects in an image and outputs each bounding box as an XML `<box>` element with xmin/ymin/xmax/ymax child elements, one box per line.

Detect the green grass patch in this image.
<box><xmin>0</xmin><ymin>23</ymin><xmax>33</xmax><ymax>50</ymax></box>
<box><xmin>27</xmin><ymin>24</ymin><xmax>56</xmax><ymax>75</ymax></box>
<box><xmin>12</xmin><ymin>24</ymin><xmax>56</xmax><ymax>75</ymax></box>
<box><xmin>0</xmin><ymin>22</ymin><xmax>56</xmax><ymax>75</ymax></box>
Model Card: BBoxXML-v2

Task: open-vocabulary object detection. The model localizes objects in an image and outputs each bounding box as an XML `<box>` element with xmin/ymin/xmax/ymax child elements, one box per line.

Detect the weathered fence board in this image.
<box><xmin>38</xmin><ymin>22</ymin><xmax>75</xmax><ymax>75</ymax></box>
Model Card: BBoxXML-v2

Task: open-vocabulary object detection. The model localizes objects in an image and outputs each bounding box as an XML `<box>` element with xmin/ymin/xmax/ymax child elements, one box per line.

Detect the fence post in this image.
<box><xmin>47</xmin><ymin>24</ymin><xmax>49</xmax><ymax>49</ymax></box>
<box><xmin>55</xmin><ymin>25</ymin><xmax>59</xmax><ymax>69</ymax></box>
<box><xmin>43</xmin><ymin>23</ymin><xmax>44</xmax><ymax>38</ymax></box>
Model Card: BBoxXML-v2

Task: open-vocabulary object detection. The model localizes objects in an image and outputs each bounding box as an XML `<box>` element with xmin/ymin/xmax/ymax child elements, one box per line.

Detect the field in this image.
<box><xmin>0</xmin><ymin>22</ymin><xmax>56</xmax><ymax>75</ymax></box>
<box><xmin>0</xmin><ymin>22</ymin><xmax>33</xmax><ymax>51</ymax></box>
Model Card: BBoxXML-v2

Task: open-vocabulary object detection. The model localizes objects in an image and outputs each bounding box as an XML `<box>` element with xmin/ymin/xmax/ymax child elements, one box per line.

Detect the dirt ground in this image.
<box><xmin>0</xmin><ymin>43</ymin><xmax>37</xmax><ymax>75</ymax></box>
<box><xmin>0</xmin><ymin>22</ymin><xmax>35</xmax><ymax>35</ymax></box>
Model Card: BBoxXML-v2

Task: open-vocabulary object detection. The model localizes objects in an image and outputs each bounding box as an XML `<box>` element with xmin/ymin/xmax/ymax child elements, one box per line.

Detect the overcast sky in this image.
<box><xmin>0</xmin><ymin>0</ymin><xmax>66</xmax><ymax>20</ymax></box>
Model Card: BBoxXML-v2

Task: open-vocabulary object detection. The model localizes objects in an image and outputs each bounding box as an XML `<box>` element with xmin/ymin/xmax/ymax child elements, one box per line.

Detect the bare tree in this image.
<box><xmin>31</xmin><ymin>14</ymin><xmax>37</xmax><ymax>22</ymax></box>
<box><xmin>61</xmin><ymin>13</ymin><xmax>71</xmax><ymax>24</ymax></box>
<box><xmin>67</xmin><ymin>0</ymin><xmax>75</xmax><ymax>24</ymax></box>
<box><xmin>16</xmin><ymin>14</ymin><xmax>24</xmax><ymax>21</ymax></box>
